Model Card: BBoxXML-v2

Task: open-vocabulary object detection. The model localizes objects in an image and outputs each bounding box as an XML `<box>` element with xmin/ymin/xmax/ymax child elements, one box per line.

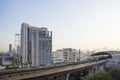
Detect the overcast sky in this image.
<box><xmin>1</xmin><ymin>0</ymin><xmax>120</xmax><ymax>52</ymax></box>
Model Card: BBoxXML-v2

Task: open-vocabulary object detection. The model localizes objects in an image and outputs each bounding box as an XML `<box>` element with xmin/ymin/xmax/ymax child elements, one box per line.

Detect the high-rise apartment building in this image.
<box><xmin>21</xmin><ymin>23</ymin><xmax>52</xmax><ymax>66</ymax></box>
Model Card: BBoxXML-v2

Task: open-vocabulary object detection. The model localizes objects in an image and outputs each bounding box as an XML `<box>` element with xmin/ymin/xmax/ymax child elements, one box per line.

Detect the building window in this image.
<box><xmin>42</xmin><ymin>31</ymin><xmax>45</xmax><ymax>36</ymax></box>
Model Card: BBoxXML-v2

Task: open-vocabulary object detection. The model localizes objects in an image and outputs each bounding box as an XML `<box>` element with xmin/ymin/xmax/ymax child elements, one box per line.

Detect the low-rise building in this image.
<box><xmin>0</xmin><ymin>53</ymin><xmax>12</xmax><ymax>66</ymax></box>
<box><xmin>53</xmin><ymin>48</ymin><xmax>77</xmax><ymax>63</ymax></box>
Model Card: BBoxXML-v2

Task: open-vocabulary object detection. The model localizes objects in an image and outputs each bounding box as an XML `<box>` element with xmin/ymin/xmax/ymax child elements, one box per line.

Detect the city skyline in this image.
<box><xmin>1</xmin><ymin>0</ymin><xmax>120</xmax><ymax>52</ymax></box>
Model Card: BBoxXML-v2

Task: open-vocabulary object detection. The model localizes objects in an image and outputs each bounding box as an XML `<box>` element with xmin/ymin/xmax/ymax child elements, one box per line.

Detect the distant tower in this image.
<box><xmin>17</xmin><ymin>45</ymin><xmax>20</xmax><ymax>54</ymax></box>
<box><xmin>14</xmin><ymin>33</ymin><xmax>20</xmax><ymax>54</ymax></box>
<box><xmin>9</xmin><ymin>44</ymin><xmax>13</xmax><ymax>56</ymax></box>
<box><xmin>13</xmin><ymin>34</ymin><xmax>21</xmax><ymax>65</ymax></box>
<box><xmin>9</xmin><ymin>44</ymin><xmax>12</xmax><ymax>52</ymax></box>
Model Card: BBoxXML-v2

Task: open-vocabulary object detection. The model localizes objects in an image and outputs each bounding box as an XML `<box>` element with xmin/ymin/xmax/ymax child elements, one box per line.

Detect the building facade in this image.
<box><xmin>52</xmin><ymin>51</ymin><xmax>63</xmax><ymax>64</ymax></box>
<box><xmin>53</xmin><ymin>48</ymin><xmax>77</xmax><ymax>63</ymax></box>
<box><xmin>63</xmin><ymin>48</ymin><xmax>76</xmax><ymax>62</ymax></box>
<box><xmin>0</xmin><ymin>53</ymin><xmax>12</xmax><ymax>66</ymax></box>
<box><xmin>21</xmin><ymin>23</ymin><xmax>52</xmax><ymax>66</ymax></box>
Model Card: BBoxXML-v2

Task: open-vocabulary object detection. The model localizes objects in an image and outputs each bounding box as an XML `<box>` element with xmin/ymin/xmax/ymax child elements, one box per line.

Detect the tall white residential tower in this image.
<box><xmin>21</xmin><ymin>23</ymin><xmax>52</xmax><ymax>66</ymax></box>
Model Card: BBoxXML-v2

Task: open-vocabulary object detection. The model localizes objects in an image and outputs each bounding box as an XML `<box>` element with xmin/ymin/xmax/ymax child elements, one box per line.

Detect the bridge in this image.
<box><xmin>0</xmin><ymin>60</ymin><xmax>106</xmax><ymax>80</ymax></box>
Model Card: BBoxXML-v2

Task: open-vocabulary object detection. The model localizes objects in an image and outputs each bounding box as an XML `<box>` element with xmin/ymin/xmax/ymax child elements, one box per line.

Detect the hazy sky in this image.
<box><xmin>1</xmin><ymin>0</ymin><xmax>120</xmax><ymax>52</ymax></box>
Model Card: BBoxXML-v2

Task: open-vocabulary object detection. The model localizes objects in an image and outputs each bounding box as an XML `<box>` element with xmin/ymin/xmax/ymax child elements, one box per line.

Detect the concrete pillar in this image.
<box><xmin>97</xmin><ymin>64</ymin><xmax>104</xmax><ymax>71</ymax></box>
<box><xmin>92</xmin><ymin>65</ymin><xmax>97</xmax><ymax>73</ymax></box>
<box><xmin>66</xmin><ymin>73</ymin><xmax>70</xmax><ymax>80</ymax></box>
<box><xmin>88</xmin><ymin>68</ymin><xmax>92</xmax><ymax>74</ymax></box>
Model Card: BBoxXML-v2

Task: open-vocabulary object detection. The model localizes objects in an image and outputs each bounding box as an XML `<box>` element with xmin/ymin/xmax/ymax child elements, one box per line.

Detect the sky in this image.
<box><xmin>1</xmin><ymin>0</ymin><xmax>120</xmax><ymax>52</ymax></box>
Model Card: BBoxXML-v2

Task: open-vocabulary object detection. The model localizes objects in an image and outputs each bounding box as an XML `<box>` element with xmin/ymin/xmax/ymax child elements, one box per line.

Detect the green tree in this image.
<box><xmin>109</xmin><ymin>68</ymin><xmax>120</xmax><ymax>80</ymax></box>
<box><xmin>104</xmin><ymin>67</ymin><xmax>114</xmax><ymax>72</ymax></box>
<box><xmin>82</xmin><ymin>67</ymin><xmax>120</xmax><ymax>80</ymax></box>
<box><xmin>82</xmin><ymin>71</ymin><xmax>112</xmax><ymax>80</ymax></box>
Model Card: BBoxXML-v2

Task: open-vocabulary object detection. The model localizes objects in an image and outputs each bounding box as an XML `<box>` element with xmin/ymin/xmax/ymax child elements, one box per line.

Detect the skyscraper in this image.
<box><xmin>9</xmin><ymin>44</ymin><xmax>12</xmax><ymax>53</ymax></box>
<box><xmin>21</xmin><ymin>23</ymin><xmax>52</xmax><ymax>66</ymax></box>
<box><xmin>9</xmin><ymin>44</ymin><xmax>13</xmax><ymax>56</ymax></box>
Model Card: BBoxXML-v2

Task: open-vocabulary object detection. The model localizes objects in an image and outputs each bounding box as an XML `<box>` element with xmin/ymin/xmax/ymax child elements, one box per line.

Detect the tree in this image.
<box><xmin>82</xmin><ymin>67</ymin><xmax>120</xmax><ymax>80</ymax></box>
<box><xmin>82</xmin><ymin>71</ymin><xmax>112</xmax><ymax>80</ymax></box>
<box><xmin>109</xmin><ymin>68</ymin><xmax>120</xmax><ymax>80</ymax></box>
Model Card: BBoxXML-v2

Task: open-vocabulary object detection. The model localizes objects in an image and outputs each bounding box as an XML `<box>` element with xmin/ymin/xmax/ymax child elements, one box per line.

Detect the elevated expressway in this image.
<box><xmin>0</xmin><ymin>60</ymin><xmax>106</xmax><ymax>80</ymax></box>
